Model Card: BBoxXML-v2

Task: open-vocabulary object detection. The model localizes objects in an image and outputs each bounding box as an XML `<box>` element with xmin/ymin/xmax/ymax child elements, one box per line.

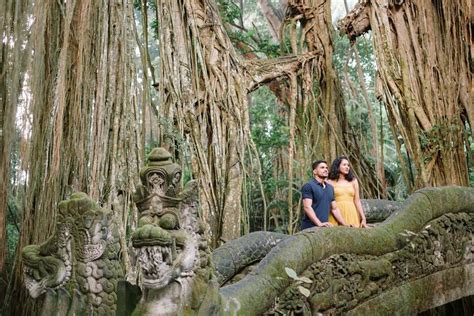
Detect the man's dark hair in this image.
<box><xmin>328</xmin><ymin>156</ymin><xmax>355</xmax><ymax>181</ymax></box>
<box><xmin>312</xmin><ymin>160</ymin><xmax>327</xmax><ymax>171</ymax></box>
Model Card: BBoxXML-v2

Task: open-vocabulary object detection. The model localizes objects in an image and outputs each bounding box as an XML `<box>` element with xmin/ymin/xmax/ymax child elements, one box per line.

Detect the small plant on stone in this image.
<box><xmin>284</xmin><ymin>267</ymin><xmax>313</xmax><ymax>297</ymax></box>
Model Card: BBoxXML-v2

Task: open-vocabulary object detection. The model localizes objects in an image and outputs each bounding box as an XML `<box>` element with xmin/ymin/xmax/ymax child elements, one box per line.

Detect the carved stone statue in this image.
<box><xmin>22</xmin><ymin>192</ymin><xmax>123</xmax><ymax>315</ymax></box>
<box><xmin>131</xmin><ymin>147</ymin><xmax>214</xmax><ymax>315</ymax></box>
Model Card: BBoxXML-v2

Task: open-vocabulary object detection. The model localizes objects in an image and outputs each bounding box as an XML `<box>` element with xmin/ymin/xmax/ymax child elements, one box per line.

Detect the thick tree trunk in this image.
<box><xmin>285</xmin><ymin>0</ymin><xmax>346</xmax><ymax>160</ymax></box>
<box><xmin>6</xmin><ymin>1</ymin><xmax>139</xmax><ymax>314</ymax></box>
<box><xmin>155</xmin><ymin>0</ymin><xmax>246</xmax><ymax>247</ymax></box>
<box><xmin>0</xmin><ymin>0</ymin><xmax>30</xmax><ymax>305</ymax></box>
<box><xmin>156</xmin><ymin>0</ymin><xmax>316</xmax><ymax>245</ymax></box>
<box><xmin>339</xmin><ymin>0</ymin><xmax>471</xmax><ymax>188</ymax></box>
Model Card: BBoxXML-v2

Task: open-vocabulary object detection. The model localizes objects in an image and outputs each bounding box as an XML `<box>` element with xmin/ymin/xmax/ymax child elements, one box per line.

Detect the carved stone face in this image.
<box><xmin>22</xmin><ymin>193</ymin><xmax>122</xmax><ymax>315</ymax></box>
<box><xmin>136</xmin><ymin>242</ymin><xmax>175</xmax><ymax>288</ymax></box>
<box><xmin>148</xmin><ymin>172</ymin><xmax>165</xmax><ymax>194</ymax></box>
<box><xmin>23</xmin><ymin>223</ymin><xmax>71</xmax><ymax>298</ymax></box>
<box><xmin>132</xmin><ymin>222</ymin><xmax>189</xmax><ymax>289</ymax></box>
<box><xmin>23</xmin><ymin>246</ymin><xmax>69</xmax><ymax>298</ymax></box>
<box><xmin>132</xmin><ymin>148</ymin><xmax>198</xmax><ymax>291</ymax></box>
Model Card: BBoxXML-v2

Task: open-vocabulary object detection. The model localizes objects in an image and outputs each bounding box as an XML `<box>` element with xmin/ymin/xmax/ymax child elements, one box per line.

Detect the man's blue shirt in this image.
<box><xmin>301</xmin><ymin>178</ymin><xmax>335</xmax><ymax>229</ymax></box>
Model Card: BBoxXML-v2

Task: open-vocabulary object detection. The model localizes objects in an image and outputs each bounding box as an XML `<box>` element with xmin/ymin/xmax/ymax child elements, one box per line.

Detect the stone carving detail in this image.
<box><xmin>131</xmin><ymin>147</ymin><xmax>212</xmax><ymax>315</ymax></box>
<box><xmin>362</xmin><ymin>199</ymin><xmax>401</xmax><ymax>223</ymax></box>
<box><xmin>213</xmin><ymin>231</ymin><xmax>288</xmax><ymax>285</ymax></box>
<box><xmin>22</xmin><ymin>192</ymin><xmax>123</xmax><ymax>315</ymax></box>
<box><xmin>267</xmin><ymin>212</ymin><xmax>474</xmax><ymax>314</ymax></box>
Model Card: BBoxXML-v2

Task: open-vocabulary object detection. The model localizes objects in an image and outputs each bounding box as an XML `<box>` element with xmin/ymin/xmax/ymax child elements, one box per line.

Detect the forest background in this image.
<box><xmin>0</xmin><ymin>0</ymin><xmax>472</xmax><ymax>314</ymax></box>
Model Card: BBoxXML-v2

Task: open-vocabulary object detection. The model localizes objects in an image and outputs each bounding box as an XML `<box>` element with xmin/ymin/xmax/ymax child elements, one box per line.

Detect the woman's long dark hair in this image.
<box><xmin>328</xmin><ymin>156</ymin><xmax>355</xmax><ymax>181</ymax></box>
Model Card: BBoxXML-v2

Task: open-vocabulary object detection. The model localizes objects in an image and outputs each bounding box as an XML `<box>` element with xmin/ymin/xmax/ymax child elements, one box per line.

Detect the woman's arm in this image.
<box><xmin>330</xmin><ymin>201</ymin><xmax>348</xmax><ymax>226</ymax></box>
<box><xmin>353</xmin><ymin>179</ymin><xmax>368</xmax><ymax>227</ymax></box>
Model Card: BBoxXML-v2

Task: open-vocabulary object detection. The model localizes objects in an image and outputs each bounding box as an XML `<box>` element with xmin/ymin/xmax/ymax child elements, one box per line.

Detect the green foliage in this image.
<box><xmin>332</xmin><ymin>30</ymin><xmax>409</xmax><ymax>198</ymax></box>
<box><xmin>250</xmin><ymin>91</ymin><xmax>288</xmax><ymax>152</ymax></box>
<box><xmin>6</xmin><ymin>198</ymin><xmax>20</xmax><ymax>269</ymax></box>
<box><xmin>249</xmin><ymin>87</ymin><xmax>288</xmax><ymax>177</ymax></box>
<box><xmin>468</xmin><ymin>135</ymin><xmax>474</xmax><ymax>187</ymax></box>
<box><xmin>5</xmin><ymin>129</ymin><xmax>22</xmax><ymax>270</ymax></box>
<box><xmin>218</xmin><ymin>0</ymin><xmax>281</xmax><ymax>57</ymax></box>
<box><xmin>150</xmin><ymin>19</ymin><xmax>159</xmax><ymax>39</ymax></box>
<box><xmin>133</xmin><ymin>0</ymin><xmax>157</xmax><ymax>11</ymax></box>
<box><xmin>133</xmin><ymin>1</ymin><xmax>160</xmax><ymax>43</ymax></box>
<box><xmin>245</xmin><ymin>87</ymin><xmax>297</xmax><ymax>232</ymax></box>
<box><xmin>133</xmin><ymin>0</ymin><xmax>140</xmax><ymax>10</ymax></box>
<box><xmin>333</xmin><ymin>32</ymin><xmax>377</xmax><ymax>100</ymax></box>
<box><xmin>7</xmin><ymin>224</ymin><xmax>19</xmax><ymax>267</ymax></box>
<box><xmin>217</xmin><ymin>0</ymin><xmax>241</xmax><ymax>25</ymax></box>
<box><xmin>253</xmin><ymin>36</ymin><xmax>281</xmax><ymax>58</ymax></box>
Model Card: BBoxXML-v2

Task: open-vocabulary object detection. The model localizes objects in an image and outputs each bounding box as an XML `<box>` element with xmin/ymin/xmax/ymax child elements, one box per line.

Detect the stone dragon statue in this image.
<box><xmin>130</xmin><ymin>147</ymin><xmax>216</xmax><ymax>315</ymax></box>
<box><xmin>22</xmin><ymin>192</ymin><xmax>123</xmax><ymax>315</ymax></box>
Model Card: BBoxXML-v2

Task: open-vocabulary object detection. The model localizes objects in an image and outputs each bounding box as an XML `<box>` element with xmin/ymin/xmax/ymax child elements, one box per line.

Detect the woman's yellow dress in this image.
<box><xmin>329</xmin><ymin>181</ymin><xmax>361</xmax><ymax>227</ymax></box>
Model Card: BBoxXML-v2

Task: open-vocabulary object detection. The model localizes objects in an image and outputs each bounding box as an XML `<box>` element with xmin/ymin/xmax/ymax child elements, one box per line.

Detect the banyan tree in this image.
<box><xmin>338</xmin><ymin>0</ymin><xmax>472</xmax><ymax>189</ymax></box>
<box><xmin>155</xmin><ymin>0</ymin><xmax>387</xmax><ymax>244</ymax></box>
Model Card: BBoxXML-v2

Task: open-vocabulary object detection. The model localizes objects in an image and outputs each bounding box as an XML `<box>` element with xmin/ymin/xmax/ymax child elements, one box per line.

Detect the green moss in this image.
<box><xmin>160</xmin><ymin>213</ymin><xmax>178</xmax><ymax>229</ymax></box>
<box><xmin>138</xmin><ymin>216</ymin><xmax>155</xmax><ymax>227</ymax></box>
<box><xmin>132</xmin><ymin>224</ymin><xmax>176</xmax><ymax>248</ymax></box>
<box><xmin>347</xmin><ymin>264</ymin><xmax>474</xmax><ymax>315</ymax></box>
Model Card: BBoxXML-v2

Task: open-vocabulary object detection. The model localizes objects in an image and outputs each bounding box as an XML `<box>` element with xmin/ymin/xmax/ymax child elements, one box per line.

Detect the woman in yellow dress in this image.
<box><xmin>328</xmin><ymin>156</ymin><xmax>368</xmax><ymax>228</ymax></box>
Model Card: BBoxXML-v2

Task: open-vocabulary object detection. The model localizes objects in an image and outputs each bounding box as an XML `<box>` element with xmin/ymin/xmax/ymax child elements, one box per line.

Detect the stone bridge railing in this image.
<box><xmin>219</xmin><ymin>186</ymin><xmax>474</xmax><ymax>315</ymax></box>
<box><xmin>20</xmin><ymin>150</ymin><xmax>473</xmax><ymax>316</ymax></box>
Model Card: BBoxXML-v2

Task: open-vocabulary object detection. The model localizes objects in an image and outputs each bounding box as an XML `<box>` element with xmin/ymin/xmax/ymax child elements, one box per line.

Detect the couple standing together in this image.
<box><xmin>301</xmin><ymin>156</ymin><xmax>368</xmax><ymax>229</ymax></box>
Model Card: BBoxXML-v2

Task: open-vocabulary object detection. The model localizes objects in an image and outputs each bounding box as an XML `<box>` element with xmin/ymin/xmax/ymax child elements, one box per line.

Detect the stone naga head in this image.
<box><xmin>22</xmin><ymin>192</ymin><xmax>123</xmax><ymax>314</ymax></box>
<box><xmin>132</xmin><ymin>147</ymin><xmax>208</xmax><ymax>296</ymax></box>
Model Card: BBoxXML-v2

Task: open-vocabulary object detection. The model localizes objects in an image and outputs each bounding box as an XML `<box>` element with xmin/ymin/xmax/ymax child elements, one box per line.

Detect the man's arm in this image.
<box><xmin>303</xmin><ymin>198</ymin><xmax>332</xmax><ymax>227</ymax></box>
<box><xmin>330</xmin><ymin>201</ymin><xmax>349</xmax><ymax>226</ymax></box>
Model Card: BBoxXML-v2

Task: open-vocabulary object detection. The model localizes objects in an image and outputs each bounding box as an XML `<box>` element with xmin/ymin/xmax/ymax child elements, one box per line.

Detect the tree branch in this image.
<box><xmin>337</xmin><ymin>0</ymin><xmax>371</xmax><ymax>42</ymax></box>
<box><xmin>244</xmin><ymin>51</ymin><xmax>319</xmax><ymax>92</ymax></box>
<box><xmin>223</xmin><ymin>23</ymin><xmax>291</xmax><ymax>104</ymax></box>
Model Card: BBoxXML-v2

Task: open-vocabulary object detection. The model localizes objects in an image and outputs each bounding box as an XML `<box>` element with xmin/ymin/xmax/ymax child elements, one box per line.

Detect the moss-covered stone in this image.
<box><xmin>130</xmin><ymin>148</ymin><xmax>210</xmax><ymax>315</ymax></box>
<box><xmin>347</xmin><ymin>263</ymin><xmax>474</xmax><ymax>315</ymax></box>
<box><xmin>21</xmin><ymin>192</ymin><xmax>123</xmax><ymax>315</ymax></box>
<box><xmin>220</xmin><ymin>186</ymin><xmax>474</xmax><ymax>315</ymax></box>
<box><xmin>265</xmin><ymin>211</ymin><xmax>473</xmax><ymax>314</ymax></box>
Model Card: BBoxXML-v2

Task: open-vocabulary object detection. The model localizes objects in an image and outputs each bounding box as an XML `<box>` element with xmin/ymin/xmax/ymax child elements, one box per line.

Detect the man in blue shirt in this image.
<box><xmin>301</xmin><ymin>160</ymin><xmax>347</xmax><ymax>229</ymax></box>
